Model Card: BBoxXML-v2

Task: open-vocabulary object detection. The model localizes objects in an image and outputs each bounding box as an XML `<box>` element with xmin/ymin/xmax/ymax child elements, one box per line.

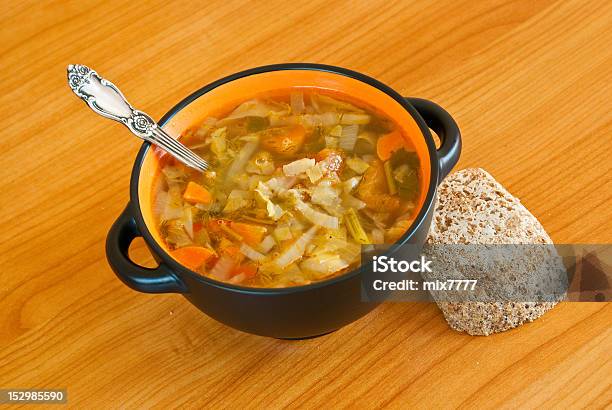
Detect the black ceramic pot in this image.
<box><xmin>106</xmin><ymin>63</ymin><xmax>461</xmax><ymax>339</ymax></box>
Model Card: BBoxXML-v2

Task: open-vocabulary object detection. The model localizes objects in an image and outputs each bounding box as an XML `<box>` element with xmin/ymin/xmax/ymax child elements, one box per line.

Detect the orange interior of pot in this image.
<box><xmin>137</xmin><ymin>70</ymin><xmax>432</xmax><ymax>251</ymax></box>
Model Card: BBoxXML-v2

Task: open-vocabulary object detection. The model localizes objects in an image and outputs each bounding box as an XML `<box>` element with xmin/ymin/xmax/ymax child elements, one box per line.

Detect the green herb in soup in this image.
<box><xmin>152</xmin><ymin>90</ymin><xmax>420</xmax><ymax>287</ymax></box>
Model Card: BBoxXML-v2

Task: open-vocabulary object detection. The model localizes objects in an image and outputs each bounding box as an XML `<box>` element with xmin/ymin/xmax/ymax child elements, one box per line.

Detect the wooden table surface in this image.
<box><xmin>1</xmin><ymin>0</ymin><xmax>611</xmax><ymax>408</ymax></box>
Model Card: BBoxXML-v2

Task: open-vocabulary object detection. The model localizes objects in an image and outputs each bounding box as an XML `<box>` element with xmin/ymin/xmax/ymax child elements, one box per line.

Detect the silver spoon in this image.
<box><xmin>66</xmin><ymin>64</ymin><xmax>208</xmax><ymax>172</ymax></box>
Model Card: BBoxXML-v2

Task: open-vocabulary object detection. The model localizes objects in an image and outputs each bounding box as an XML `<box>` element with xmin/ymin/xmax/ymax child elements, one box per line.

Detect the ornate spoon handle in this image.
<box><xmin>66</xmin><ymin>64</ymin><xmax>208</xmax><ymax>172</ymax></box>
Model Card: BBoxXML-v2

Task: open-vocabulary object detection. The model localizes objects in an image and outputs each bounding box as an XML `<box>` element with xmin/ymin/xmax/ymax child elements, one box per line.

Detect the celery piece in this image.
<box><xmin>384</xmin><ymin>160</ymin><xmax>397</xmax><ymax>195</ymax></box>
<box><xmin>220</xmin><ymin>224</ymin><xmax>243</xmax><ymax>242</ymax></box>
<box><xmin>240</xmin><ymin>215</ymin><xmax>275</xmax><ymax>225</ymax></box>
<box><xmin>345</xmin><ymin>208</ymin><xmax>370</xmax><ymax>245</ymax></box>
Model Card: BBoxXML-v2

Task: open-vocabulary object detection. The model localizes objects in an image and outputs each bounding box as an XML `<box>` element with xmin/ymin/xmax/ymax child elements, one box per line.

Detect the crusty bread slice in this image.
<box><xmin>426</xmin><ymin>168</ymin><xmax>563</xmax><ymax>336</ymax></box>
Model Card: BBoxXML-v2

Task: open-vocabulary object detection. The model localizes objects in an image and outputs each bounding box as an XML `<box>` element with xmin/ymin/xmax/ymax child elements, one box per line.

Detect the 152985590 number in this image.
<box><xmin>0</xmin><ymin>389</ymin><xmax>67</xmax><ymax>404</ymax></box>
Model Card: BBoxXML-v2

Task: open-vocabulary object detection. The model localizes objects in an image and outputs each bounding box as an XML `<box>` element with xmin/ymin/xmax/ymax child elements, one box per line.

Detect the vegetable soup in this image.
<box><xmin>152</xmin><ymin>89</ymin><xmax>420</xmax><ymax>287</ymax></box>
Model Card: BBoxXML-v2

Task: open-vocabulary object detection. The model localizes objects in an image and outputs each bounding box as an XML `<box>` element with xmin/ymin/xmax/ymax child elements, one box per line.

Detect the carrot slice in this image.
<box><xmin>260</xmin><ymin>125</ymin><xmax>306</xmax><ymax>156</ymax></box>
<box><xmin>357</xmin><ymin>160</ymin><xmax>401</xmax><ymax>214</ymax></box>
<box><xmin>183</xmin><ymin>181</ymin><xmax>212</xmax><ymax>204</ymax></box>
<box><xmin>230</xmin><ymin>222</ymin><xmax>267</xmax><ymax>247</ymax></box>
<box><xmin>231</xmin><ymin>264</ymin><xmax>258</xmax><ymax>279</ymax></box>
<box><xmin>218</xmin><ymin>238</ymin><xmax>245</xmax><ymax>264</ymax></box>
<box><xmin>170</xmin><ymin>246</ymin><xmax>215</xmax><ymax>271</ymax></box>
<box><xmin>376</xmin><ymin>130</ymin><xmax>406</xmax><ymax>161</ymax></box>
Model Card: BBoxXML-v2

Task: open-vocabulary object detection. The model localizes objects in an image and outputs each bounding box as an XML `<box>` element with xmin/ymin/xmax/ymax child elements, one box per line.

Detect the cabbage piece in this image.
<box><xmin>285</xmin><ymin>213</ymin><xmax>306</xmax><ymax>236</ymax></box>
<box><xmin>255</xmin><ymin>180</ymin><xmax>272</xmax><ymax>199</ymax></box>
<box><xmin>193</xmin><ymin>224</ymin><xmax>211</xmax><ymax>246</ymax></box>
<box><xmin>362</xmin><ymin>208</ymin><xmax>392</xmax><ymax>229</ymax></box>
<box><xmin>301</xmin><ymin>113</ymin><xmax>340</xmax><ymax>127</ymax></box>
<box><xmin>272</xmin><ymin>263</ymin><xmax>309</xmax><ymax>286</ymax></box>
<box><xmin>210</xmin><ymin>127</ymin><xmax>228</xmax><ymax>158</ymax></box>
<box><xmin>229</xmin><ymin>273</ymin><xmax>247</xmax><ymax>284</ymax></box>
<box><xmin>183</xmin><ymin>205</ymin><xmax>194</xmax><ymax>239</ymax></box>
<box><xmin>223</xmin><ymin>190</ymin><xmax>253</xmax><ymax>213</ymax></box>
<box><xmin>342</xmin><ymin>193</ymin><xmax>366</xmax><ymax>210</ymax></box>
<box><xmin>239</xmin><ymin>243</ymin><xmax>265</xmax><ymax>262</ymax></box>
<box><xmin>267</xmin><ymin>202</ymin><xmax>284</xmax><ymax>221</ymax></box>
<box><xmin>194</xmin><ymin>202</ymin><xmax>211</xmax><ymax>211</ymax></box>
<box><xmin>162</xmin><ymin>186</ymin><xmax>184</xmax><ymax>221</ymax></box>
<box><xmin>340</xmin><ymin>113</ymin><xmax>370</xmax><ymax>125</ymax></box>
<box><xmin>255</xmin><ymin>182</ymin><xmax>285</xmax><ymax>221</ymax></box>
<box><xmin>325</xmin><ymin>136</ymin><xmax>339</xmax><ymax>148</ymax></box>
<box><xmin>275</xmin><ymin>225</ymin><xmax>319</xmax><ymax>268</ymax></box>
<box><xmin>329</xmin><ymin>125</ymin><xmax>343</xmax><ymax>137</ymax></box>
<box><xmin>311</xmin><ymin>94</ymin><xmax>364</xmax><ymax>113</ymax></box>
<box><xmin>315</xmin><ymin>226</ymin><xmax>347</xmax><ymax>242</ymax></box>
<box><xmin>370</xmin><ymin>228</ymin><xmax>385</xmax><ymax>244</ymax></box>
<box><xmin>361</xmin><ymin>154</ymin><xmax>376</xmax><ymax>163</ymax></box>
<box><xmin>354</xmin><ymin>133</ymin><xmax>377</xmax><ymax>155</ymax></box>
<box><xmin>162</xmin><ymin>219</ymin><xmax>192</xmax><ymax>248</ymax></box>
<box><xmin>268</xmin><ymin>115</ymin><xmax>300</xmax><ymax>127</ymax></box>
<box><xmin>290</xmin><ymin>91</ymin><xmax>305</xmax><ymax>115</ymax></box>
<box><xmin>346</xmin><ymin>157</ymin><xmax>370</xmax><ymax>174</ymax></box>
<box><xmin>306</xmin><ymin>163</ymin><xmax>324</xmax><ymax>183</ymax></box>
<box><xmin>386</xmin><ymin>219</ymin><xmax>414</xmax><ymax>243</ymax></box>
<box><xmin>193</xmin><ymin>117</ymin><xmax>218</xmax><ymax>139</ymax></box>
<box><xmin>338</xmin><ymin>124</ymin><xmax>359</xmax><ymax>151</ymax></box>
<box><xmin>321</xmin><ymin>203</ymin><xmax>344</xmax><ymax>218</ymax></box>
<box><xmin>337</xmin><ymin>242</ymin><xmax>361</xmax><ymax>264</ymax></box>
<box><xmin>245</xmin><ymin>151</ymin><xmax>275</xmax><ymax>175</ymax></box>
<box><xmin>310</xmin><ymin>184</ymin><xmax>339</xmax><ymax>208</ymax></box>
<box><xmin>343</xmin><ymin>176</ymin><xmax>362</xmax><ymax>193</ymax></box>
<box><xmin>234</xmin><ymin>174</ymin><xmax>250</xmax><ymax>190</ymax></box>
<box><xmin>310</xmin><ymin>228</ymin><xmax>360</xmax><ymax>265</ymax></box>
<box><xmin>220</xmin><ymin>99</ymin><xmax>290</xmax><ymax>122</ymax></box>
<box><xmin>259</xmin><ymin>235</ymin><xmax>276</xmax><ymax>253</ymax></box>
<box><xmin>161</xmin><ymin>166</ymin><xmax>187</xmax><ymax>184</ymax></box>
<box><xmin>225</xmin><ymin>140</ymin><xmax>259</xmax><ymax>184</ymax></box>
<box><xmin>310</xmin><ymin>94</ymin><xmax>322</xmax><ymax>113</ymax></box>
<box><xmin>209</xmin><ymin>256</ymin><xmax>235</xmax><ymax>280</ymax></box>
<box><xmin>273</xmin><ymin>226</ymin><xmax>293</xmax><ymax>241</ymax></box>
<box><xmin>283</xmin><ymin>158</ymin><xmax>315</xmax><ymax>176</ymax></box>
<box><xmin>270</xmin><ymin>113</ymin><xmax>341</xmax><ymax>128</ymax></box>
<box><xmin>294</xmin><ymin>199</ymin><xmax>339</xmax><ymax>229</ymax></box>
<box><xmin>300</xmin><ymin>253</ymin><xmax>349</xmax><ymax>278</ymax></box>
<box><xmin>246</xmin><ymin>175</ymin><xmax>266</xmax><ymax>190</ymax></box>
<box><xmin>311</xmin><ymin>231</ymin><xmax>347</xmax><ymax>252</ymax></box>
<box><xmin>154</xmin><ymin>191</ymin><xmax>169</xmax><ymax>218</ymax></box>
<box><xmin>266</xmin><ymin>176</ymin><xmax>297</xmax><ymax>194</ymax></box>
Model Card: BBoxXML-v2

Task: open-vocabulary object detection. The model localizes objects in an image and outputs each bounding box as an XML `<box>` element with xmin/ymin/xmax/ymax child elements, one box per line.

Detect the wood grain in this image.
<box><xmin>1</xmin><ymin>0</ymin><xmax>610</xmax><ymax>408</ymax></box>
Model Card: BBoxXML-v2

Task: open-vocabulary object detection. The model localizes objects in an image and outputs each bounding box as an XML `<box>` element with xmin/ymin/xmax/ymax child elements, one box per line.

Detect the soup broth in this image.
<box><xmin>152</xmin><ymin>89</ymin><xmax>420</xmax><ymax>287</ymax></box>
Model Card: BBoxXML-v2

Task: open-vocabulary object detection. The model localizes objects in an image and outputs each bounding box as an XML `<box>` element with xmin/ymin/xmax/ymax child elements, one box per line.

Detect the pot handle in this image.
<box><xmin>406</xmin><ymin>98</ymin><xmax>461</xmax><ymax>182</ymax></box>
<box><xmin>106</xmin><ymin>204</ymin><xmax>187</xmax><ymax>293</ymax></box>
